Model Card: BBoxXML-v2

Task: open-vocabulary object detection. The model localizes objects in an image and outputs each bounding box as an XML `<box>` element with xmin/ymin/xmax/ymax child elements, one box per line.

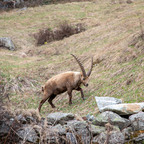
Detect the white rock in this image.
<box><xmin>100</xmin><ymin>103</ymin><xmax>144</xmax><ymax>115</ymax></box>
<box><xmin>95</xmin><ymin>96</ymin><xmax>122</xmax><ymax>111</ymax></box>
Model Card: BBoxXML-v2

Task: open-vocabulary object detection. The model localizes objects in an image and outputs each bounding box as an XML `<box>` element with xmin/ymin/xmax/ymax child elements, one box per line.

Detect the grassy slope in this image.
<box><xmin>0</xmin><ymin>0</ymin><xmax>144</xmax><ymax>116</ymax></box>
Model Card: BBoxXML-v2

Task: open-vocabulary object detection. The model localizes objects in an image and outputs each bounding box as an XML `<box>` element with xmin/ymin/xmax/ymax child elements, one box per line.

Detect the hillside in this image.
<box><xmin>0</xmin><ymin>0</ymin><xmax>144</xmax><ymax>116</ymax></box>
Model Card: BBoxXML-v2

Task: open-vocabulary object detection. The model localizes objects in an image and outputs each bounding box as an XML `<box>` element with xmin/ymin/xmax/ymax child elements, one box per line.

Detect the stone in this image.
<box><xmin>0</xmin><ymin>121</ymin><xmax>10</xmax><ymax>137</ymax></box>
<box><xmin>129</xmin><ymin>111</ymin><xmax>144</xmax><ymax>131</ymax></box>
<box><xmin>17</xmin><ymin>125</ymin><xmax>39</xmax><ymax>143</ymax></box>
<box><xmin>122</xmin><ymin>127</ymin><xmax>133</xmax><ymax>140</ymax></box>
<box><xmin>25</xmin><ymin>116</ymin><xmax>35</xmax><ymax>123</ymax></box>
<box><xmin>0</xmin><ymin>37</ymin><xmax>15</xmax><ymax>50</ymax></box>
<box><xmin>16</xmin><ymin>114</ymin><xmax>36</xmax><ymax>124</ymax></box>
<box><xmin>67</xmin><ymin>120</ymin><xmax>87</xmax><ymax>131</ymax></box>
<box><xmin>47</xmin><ymin>112</ymin><xmax>74</xmax><ymax>125</ymax></box>
<box><xmin>94</xmin><ymin>131</ymin><xmax>125</xmax><ymax>144</ymax></box>
<box><xmin>67</xmin><ymin>120</ymin><xmax>91</xmax><ymax>144</ymax></box>
<box><xmin>92</xmin><ymin>111</ymin><xmax>130</xmax><ymax>130</ymax></box>
<box><xmin>16</xmin><ymin>114</ymin><xmax>27</xmax><ymax>124</ymax></box>
<box><xmin>45</xmin><ymin>129</ymin><xmax>65</xmax><ymax>144</ymax></box>
<box><xmin>95</xmin><ymin>96</ymin><xmax>122</xmax><ymax>111</ymax></box>
<box><xmin>86</xmin><ymin>114</ymin><xmax>95</xmax><ymax>121</ymax></box>
<box><xmin>66</xmin><ymin>132</ymin><xmax>78</xmax><ymax>144</ymax></box>
<box><xmin>134</xmin><ymin>133</ymin><xmax>144</xmax><ymax>142</ymax></box>
<box><xmin>100</xmin><ymin>103</ymin><xmax>144</xmax><ymax>115</ymax></box>
<box><xmin>52</xmin><ymin>124</ymin><xmax>66</xmax><ymax>135</ymax></box>
<box><xmin>90</xmin><ymin>125</ymin><xmax>105</xmax><ymax>136</ymax></box>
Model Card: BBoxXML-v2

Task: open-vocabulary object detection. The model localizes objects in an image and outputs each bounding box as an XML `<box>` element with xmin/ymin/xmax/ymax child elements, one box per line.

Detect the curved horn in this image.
<box><xmin>71</xmin><ymin>54</ymin><xmax>87</xmax><ymax>77</ymax></box>
<box><xmin>87</xmin><ymin>57</ymin><xmax>93</xmax><ymax>77</ymax></box>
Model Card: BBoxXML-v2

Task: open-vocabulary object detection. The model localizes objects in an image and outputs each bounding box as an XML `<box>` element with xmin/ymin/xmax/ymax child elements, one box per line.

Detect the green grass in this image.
<box><xmin>0</xmin><ymin>0</ymin><xmax>144</xmax><ymax>117</ymax></box>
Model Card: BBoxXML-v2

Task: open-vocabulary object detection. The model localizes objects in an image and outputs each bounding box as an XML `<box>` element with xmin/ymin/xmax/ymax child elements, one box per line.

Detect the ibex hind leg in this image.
<box><xmin>48</xmin><ymin>94</ymin><xmax>56</xmax><ymax>108</ymax></box>
<box><xmin>38</xmin><ymin>97</ymin><xmax>49</xmax><ymax>112</ymax></box>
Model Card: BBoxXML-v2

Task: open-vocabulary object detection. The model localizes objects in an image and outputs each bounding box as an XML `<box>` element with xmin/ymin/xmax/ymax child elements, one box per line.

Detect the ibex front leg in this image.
<box><xmin>76</xmin><ymin>87</ymin><xmax>85</xmax><ymax>100</ymax></box>
<box><xmin>67</xmin><ymin>89</ymin><xmax>73</xmax><ymax>105</ymax></box>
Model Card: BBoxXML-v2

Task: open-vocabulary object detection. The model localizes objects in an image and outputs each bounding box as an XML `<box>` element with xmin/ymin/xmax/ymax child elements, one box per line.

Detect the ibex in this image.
<box><xmin>38</xmin><ymin>54</ymin><xmax>93</xmax><ymax>112</ymax></box>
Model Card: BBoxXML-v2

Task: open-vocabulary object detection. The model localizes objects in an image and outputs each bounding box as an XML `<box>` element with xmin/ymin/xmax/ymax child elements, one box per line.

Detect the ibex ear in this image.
<box><xmin>42</xmin><ymin>86</ymin><xmax>44</xmax><ymax>92</ymax></box>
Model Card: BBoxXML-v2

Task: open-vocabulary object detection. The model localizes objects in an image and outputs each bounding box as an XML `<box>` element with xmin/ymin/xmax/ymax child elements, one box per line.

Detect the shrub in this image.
<box><xmin>34</xmin><ymin>22</ymin><xmax>86</xmax><ymax>45</ymax></box>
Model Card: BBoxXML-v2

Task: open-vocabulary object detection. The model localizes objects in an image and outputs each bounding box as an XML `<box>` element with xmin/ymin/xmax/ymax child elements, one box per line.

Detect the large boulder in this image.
<box><xmin>100</xmin><ymin>103</ymin><xmax>144</xmax><ymax>115</ymax></box>
<box><xmin>95</xmin><ymin>96</ymin><xmax>122</xmax><ymax>111</ymax></box>
<box><xmin>0</xmin><ymin>37</ymin><xmax>15</xmax><ymax>50</ymax></box>
<box><xmin>47</xmin><ymin>112</ymin><xmax>74</xmax><ymax>125</ymax></box>
<box><xmin>129</xmin><ymin>111</ymin><xmax>144</xmax><ymax>131</ymax></box>
<box><xmin>92</xmin><ymin>111</ymin><xmax>130</xmax><ymax>130</ymax></box>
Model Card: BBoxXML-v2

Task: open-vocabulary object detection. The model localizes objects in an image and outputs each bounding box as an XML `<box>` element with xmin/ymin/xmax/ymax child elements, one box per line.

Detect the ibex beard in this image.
<box><xmin>38</xmin><ymin>54</ymin><xmax>93</xmax><ymax>112</ymax></box>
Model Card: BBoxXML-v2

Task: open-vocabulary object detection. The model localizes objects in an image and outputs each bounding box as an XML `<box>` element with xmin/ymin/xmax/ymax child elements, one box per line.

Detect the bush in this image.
<box><xmin>34</xmin><ymin>22</ymin><xmax>86</xmax><ymax>45</ymax></box>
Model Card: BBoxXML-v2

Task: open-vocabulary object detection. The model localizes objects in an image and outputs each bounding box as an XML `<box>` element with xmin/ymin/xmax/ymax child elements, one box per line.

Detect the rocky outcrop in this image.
<box><xmin>1</xmin><ymin>110</ymin><xmax>144</xmax><ymax>144</ymax></box>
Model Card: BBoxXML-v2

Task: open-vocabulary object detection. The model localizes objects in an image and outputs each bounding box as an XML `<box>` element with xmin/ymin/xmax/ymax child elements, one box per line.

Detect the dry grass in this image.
<box><xmin>0</xmin><ymin>0</ymin><xmax>144</xmax><ymax>116</ymax></box>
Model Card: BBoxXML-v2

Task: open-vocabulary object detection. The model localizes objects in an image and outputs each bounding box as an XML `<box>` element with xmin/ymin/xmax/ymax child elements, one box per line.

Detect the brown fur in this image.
<box><xmin>38</xmin><ymin>54</ymin><xmax>93</xmax><ymax>112</ymax></box>
<box><xmin>38</xmin><ymin>71</ymin><xmax>88</xmax><ymax>112</ymax></box>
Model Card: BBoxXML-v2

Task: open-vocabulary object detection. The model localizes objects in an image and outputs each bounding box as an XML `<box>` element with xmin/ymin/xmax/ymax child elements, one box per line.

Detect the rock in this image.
<box><xmin>0</xmin><ymin>37</ymin><xmax>15</xmax><ymax>50</ymax></box>
<box><xmin>66</xmin><ymin>132</ymin><xmax>78</xmax><ymax>144</ymax></box>
<box><xmin>16</xmin><ymin>114</ymin><xmax>36</xmax><ymax>124</ymax></box>
<box><xmin>95</xmin><ymin>96</ymin><xmax>122</xmax><ymax>111</ymax></box>
<box><xmin>52</xmin><ymin>124</ymin><xmax>66</xmax><ymax>135</ymax></box>
<box><xmin>122</xmin><ymin>127</ymin><xmax>133</xmax><ymax>140</ymax></box>
<box><xmin>92</xmin><ymin>111</ymin><xmax>130</xmax><ymax>130</ymax></box>
<box><xmin>86</xmin><ymin>114</ymin><xmax>95</xmax><ymax>121</ymax></box>
<box><xmin>16</xmin><ymin>114</ymin><xmax>27</xmax><ymax>124</ymax></box>
<box><xmin>47</xmin><ymin>112</ymin><xmax>74</xmax><ymax>125</ymax></box>
<box><xmin>100</xmin><ymin>102</ymin><xmax>144</xmax><ymax>115</ymax></box>
<box><xmin>0</xmin><ymin>121</ymin><xmax>10</xmax><ymax>137</ymax></box>
<box><xmin>90</xmin><ymin>125</ymin><xmax>105</xmax><ymax>136</ymax></box>
<box><xmin>67</xmin><ymin>120</ymin><xmax>91</xmax><ymax>144</ymax></box>
<box><xmin>15</xmin><ymin>0</ymin><xmax>24</xmax><ymax>6</ymax></box>
<box><xmin>25</xmin><ymin>116</ymin><xmax>36</xmax><ymax>123</ymax></box>
<box><xmin>45</xmin><ymin>129</ymin><xmax>66</xmax><ymax>144</ymax></box>
<box><xmin>67</xmin><ymin>120</ymin><xmax>87</xmax><ymax>131</ymax></box>
<box><xmin>129</xmin><ymin>111</ymin><xmax>144</xmax><ymax>131</ymax></box>
<box><xmin>134</xmin><ymin>133</ymin><xmax>144</xmax><ymax>142</ymax></box>
<box><xmin>94</xmin><ymin>131</ymin><xmax>125</xmax><ymax>144</ymax></box>
<box><xmin>17</xmin><ymin>125</ymin><xmax>39</xmax><ymax>143</ymax></box>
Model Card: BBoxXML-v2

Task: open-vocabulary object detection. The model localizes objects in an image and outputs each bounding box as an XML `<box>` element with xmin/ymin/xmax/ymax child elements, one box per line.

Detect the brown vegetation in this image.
<box><xmin>34</xmin><ymin>22</ymin><xmax>85</xmax><ymax>45</ymax></box>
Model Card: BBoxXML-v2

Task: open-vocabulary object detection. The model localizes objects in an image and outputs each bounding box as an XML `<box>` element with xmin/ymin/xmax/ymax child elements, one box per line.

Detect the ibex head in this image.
<box><xmin>71</xmin><ymin>54</ymin><xmax>93</xmax><ymax>87</ymax></box>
